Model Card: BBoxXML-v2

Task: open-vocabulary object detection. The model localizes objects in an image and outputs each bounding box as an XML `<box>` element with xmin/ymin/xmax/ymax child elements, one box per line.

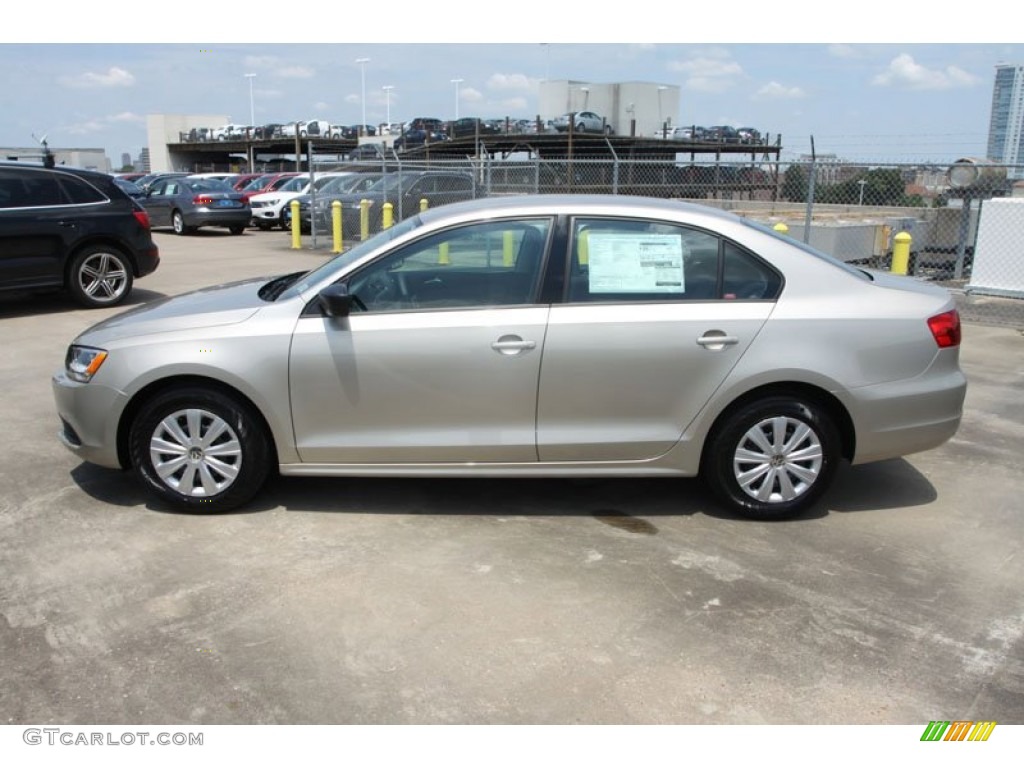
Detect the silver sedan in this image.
<box><xmin>52</xmin><ymin>195</ymin><xmax>966</xmax><ymax>520</ymax></box>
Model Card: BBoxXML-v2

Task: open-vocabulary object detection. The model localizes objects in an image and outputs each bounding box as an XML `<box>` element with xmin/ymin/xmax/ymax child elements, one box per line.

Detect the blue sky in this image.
<box><xmin>2</xmin><ymin>4</ymin><xmax>1018</xmax><ymax>166</ymax></box>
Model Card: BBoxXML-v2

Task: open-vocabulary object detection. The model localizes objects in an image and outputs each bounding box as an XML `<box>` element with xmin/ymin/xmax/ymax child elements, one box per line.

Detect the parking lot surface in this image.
<box><xmin>2</xmin><ymin>228</ymin><xmax>1023</xmax><ymax>724</ymax></box>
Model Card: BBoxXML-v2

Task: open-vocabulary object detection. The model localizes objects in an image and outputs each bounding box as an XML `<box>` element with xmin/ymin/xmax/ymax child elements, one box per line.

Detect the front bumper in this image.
<box><xmin>52</xmin><ymin>371</ymin><xmax>128</xmax><ymax>469</ymax></box>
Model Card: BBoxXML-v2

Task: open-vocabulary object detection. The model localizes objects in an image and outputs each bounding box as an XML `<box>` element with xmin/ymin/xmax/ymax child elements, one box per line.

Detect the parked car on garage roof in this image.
<box><xmin>0</xmin><ymin>162</ymin><xmax>159</xmax><ymax>307</ymax></box>
<box><xmin>51</xmin><ymin>194</ymin><xmax>966</xmax><ymax>519</ymax></box>
<box><xmin>552</xmin><ymin>111</ymin><xmax>612</xmax><ymax>134</ymax></box>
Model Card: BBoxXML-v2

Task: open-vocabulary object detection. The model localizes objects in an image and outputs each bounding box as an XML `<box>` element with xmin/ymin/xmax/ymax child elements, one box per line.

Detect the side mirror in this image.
<box><xmin>318</xmin><ymin>283</ymin><xmax>356</xmax><ymax>318</ymax></box>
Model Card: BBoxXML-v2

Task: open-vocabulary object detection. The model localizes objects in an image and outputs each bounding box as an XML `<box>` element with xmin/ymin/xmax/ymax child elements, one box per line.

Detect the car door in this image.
<box><xmin>0</xmin><ymin>168</ymin><xmax>74</xmax><ymax>289</ymax></box>
<box><xmin>288</xmin><ymin>217</ymin><xmax>553</xmax><ymax>463</ymax></box>
<box><xmin>536</xmin><ymin>216</ymin><xmax>780</xmax><ymax>462</ymax></box>
<box><xmin>142</xmin><ymin>180</ymin><xmax>172</xmax><ymax>227</ymax></box>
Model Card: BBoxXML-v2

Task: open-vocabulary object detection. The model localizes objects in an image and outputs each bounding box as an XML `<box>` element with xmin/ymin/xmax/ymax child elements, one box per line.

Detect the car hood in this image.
<box><xmin>74</xmin><ymin>277</ymin><xmax>270</xmax><ymax>346</ymax></box>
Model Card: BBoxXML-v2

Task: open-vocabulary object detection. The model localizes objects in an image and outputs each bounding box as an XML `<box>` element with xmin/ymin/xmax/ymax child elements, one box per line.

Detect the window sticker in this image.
<box><xmin>587</xmin><ymin>233</ymin><xmax>685</xmax><ymax>293</ymax></box>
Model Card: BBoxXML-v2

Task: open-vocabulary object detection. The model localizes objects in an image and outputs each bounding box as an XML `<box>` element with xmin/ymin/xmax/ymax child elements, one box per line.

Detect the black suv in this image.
<box><xmin>0</xmin><ymin>163</ymin><xmax>160</xmax><ymax>308</ymax></box>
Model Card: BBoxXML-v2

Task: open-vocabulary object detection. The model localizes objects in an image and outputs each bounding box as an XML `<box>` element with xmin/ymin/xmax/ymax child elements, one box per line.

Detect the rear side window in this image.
<box><xmin>57</xmin><ymin>174</ymin><xmax>107</xmax><ymax>204</ymax></box>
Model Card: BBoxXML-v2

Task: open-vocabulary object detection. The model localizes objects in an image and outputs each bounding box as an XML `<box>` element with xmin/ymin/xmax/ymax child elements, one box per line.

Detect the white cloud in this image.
<box><xmin>344</xmin><ymin>93</ymin><xmax>359</xmax><ymax>104</ymax></box>
<box><xmin>313</xmin><ymin>101</ymin><xmax>330</xmax><ymax>111</ymax></box>
<box><xmin>668</xmin><ymin>50</ymin><xmax>743</xmax><ymax>92</ymax></box>
<box><xmin>107</xmin><ymin>111</ymin><xmax>145</xmax><ymax>123</ymax></box>
<box><xmin>872</xmin><ymin>54</ymin><xmax>979</xmax><ymax>90</ymax></box>
<box><xmin>486</xmin><ymin>73</ymin><xmax>537</xmax><ymax>91</ymax></box>
<box><xmin>64</xmin><ymin>119</ymin><xmax>106</xmax><ymax>134</ymax></box>
<box><xmin>278</xmin><ymin>65</ymin><xmax>314</xmax><ymax>79</ymax></box>
<box><xmin>59</xmin><ymin>66</ymin><xmax>135</xmax><ymax>89</ymax></box>
<box><xmin>461</xmin><ymin>87</ymin><xmax>484</xmax><ymax>103</ymax></box>
<box><xmin>755</xmin><ymin>81</ymin><xmax>806</xmax><ymax>100</ymax></box>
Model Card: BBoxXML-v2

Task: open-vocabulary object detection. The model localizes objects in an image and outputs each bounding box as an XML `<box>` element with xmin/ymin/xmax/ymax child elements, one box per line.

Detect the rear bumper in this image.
<box><xmin>848</xmin><ymin>358</ymin><xmax>967</xmax><ymax>465</ymax></box>
<box><xmin>186</xmin><ymin>208</ymin><xmax>252</xmax><ymax>228</ymax></box>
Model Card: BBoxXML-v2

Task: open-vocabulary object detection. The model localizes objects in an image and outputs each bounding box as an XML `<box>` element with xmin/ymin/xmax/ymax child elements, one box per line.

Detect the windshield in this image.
<box><xmin>244</xmin><ymin>176</ymin><xmax>274</xmax><ymax>191</ymax></box>
<box><xmin>187</xmin><ymin>179</ymin><xmax>231</xmax><ymax>192</ymax></box>
<box><xmin>279</xmin><ymin>176</ymin><xmax>309</xmax><ymax>192</ymax></box>
<box><xmin>277</xmin><ymin>215</ymin><xmax>424</xmax><ymax>301</ymax></box>
<box><xmin>314</xmin><ymin>175</ymin><xmax>348</xmax><ymax>191</ymax></box>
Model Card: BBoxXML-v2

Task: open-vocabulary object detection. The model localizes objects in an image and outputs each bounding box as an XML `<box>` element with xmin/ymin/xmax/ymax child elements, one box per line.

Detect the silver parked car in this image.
<box><xmin>551</xmin><ymin>111</ymin><xmax>612</xmax><ymax>134</ymax></box>
<box><xmin>52</xmin><ymin>195</ymin><xmax>966</xmax><ymax>520</ymax></box>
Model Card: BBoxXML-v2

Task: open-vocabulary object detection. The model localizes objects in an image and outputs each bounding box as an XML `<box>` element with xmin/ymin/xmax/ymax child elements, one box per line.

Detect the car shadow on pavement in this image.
<box><xmin>0</xmin><ymin>288</ymin><xmax>167</xmax><ymax>319</ymax></box>
<box><xmin>68</xmin><ymin>457</ymin><xmax>937</xmax><ymax>523</ymax></box>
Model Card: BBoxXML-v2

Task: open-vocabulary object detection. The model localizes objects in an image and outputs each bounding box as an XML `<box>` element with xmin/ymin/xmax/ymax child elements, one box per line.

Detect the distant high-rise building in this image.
<box><xmin>135</xmin><ymin>147</ymin><xmax>150</xmax><ymax>173</ymax></box>
<box><xmin>121</xmin><ymin>152</ymin><xmax>131</xmax><ymax>169</ymax></box>
<box><xmin>987</xmin><ymin>64</ymin><xmax>1024</xmax><ymax>177</ymax></box>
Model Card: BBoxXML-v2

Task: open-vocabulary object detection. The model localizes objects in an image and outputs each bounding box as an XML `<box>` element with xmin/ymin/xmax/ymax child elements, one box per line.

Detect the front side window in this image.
<box><xmin>346</xmin><ymin>218</ymin><xmax>553</xmax><ymax>313</ymax></box>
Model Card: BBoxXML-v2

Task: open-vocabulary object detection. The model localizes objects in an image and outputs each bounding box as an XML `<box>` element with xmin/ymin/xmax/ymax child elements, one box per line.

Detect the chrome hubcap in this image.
<box><xmin>150</xmin><ymin>409</ymin><xmax>242</xmax><ymax>497</ymax></box>
<box><xmin>733</xmin><ymin>416</ymin><xmax>823</xmax><ymax>503</ymax></box>
<box><xmin>79</xmin><ymin>253</ymin><xmax>128</xmax><ymax>300</ymax></box>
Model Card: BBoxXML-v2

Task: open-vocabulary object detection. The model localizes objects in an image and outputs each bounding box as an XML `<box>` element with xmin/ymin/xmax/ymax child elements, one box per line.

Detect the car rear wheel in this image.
<box><xmin>172</xmin><ymin>210</ymin><xmax>193</xmax><ymax>235</ymax></box>
<box><xmin>67</xmin><ymin>245</ymin><xmax>134</xmax><ymax>308</ymax></box>
<box><xmin>129</xmin><ymin>387</ymin><xmax>271</xmax><ymax>513</ymax></box>
<box><xmin>229</xmin><ymin>224</ymin><xmax>246</xmax><ymax>235</ymax></box>
<box><xmin>702</xmin><ymin>395</ymin><xmax>840</xmax><ymax>520</ymax></box>
<box><xmin>576</xmin><ymin>122</ymin><xmax>586</xmax><ymax>133</ymax></box>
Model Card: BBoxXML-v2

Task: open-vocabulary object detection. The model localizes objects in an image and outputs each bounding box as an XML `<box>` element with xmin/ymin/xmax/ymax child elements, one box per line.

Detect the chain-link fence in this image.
<box><xmin>308</xmin><ymin>149</ymin><xmax>1024</xmax><ymax>329</ymax></box>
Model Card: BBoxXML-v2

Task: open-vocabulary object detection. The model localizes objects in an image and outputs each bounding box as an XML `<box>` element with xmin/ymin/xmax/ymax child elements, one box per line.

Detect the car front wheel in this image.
<box><xmin>702</xmin><ymin>395</ymin><xmax>840</xmax><ymax>520</ymax></box>
<box><xmin>67</xmin><ymin>245</ymin><xmax>134</xmax><ymax>307</ymax></box>
<box><xmin>129</xmin><ymin>387</ymin><xmax>271</xmax><ymax>513</ymax></box>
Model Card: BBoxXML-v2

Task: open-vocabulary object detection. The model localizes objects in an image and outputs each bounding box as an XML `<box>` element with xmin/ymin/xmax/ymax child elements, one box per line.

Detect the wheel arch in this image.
<box><xmin>116</xmin><ymin>375</ymin><xmax>280</xmax><ymax>471</ymax></box>
<box><xmin>699</xmin><ymin>381</ymin><xmax>856</xmax><ymax>469</ymax></box>
<box><xmin>65</xmin><ymin>237</ymin><xmax>140</xmax><ymax>279</ymax></box>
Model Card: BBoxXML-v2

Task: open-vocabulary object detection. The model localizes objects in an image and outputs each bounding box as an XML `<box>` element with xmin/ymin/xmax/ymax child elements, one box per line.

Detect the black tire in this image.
<box><xmin>604</xmin><ymin>125</ymin><xmax>613</xmax><ymax>135</ymax></box>
<box><xmin>128</xmin><ymin>386</ymin><xmax>271</xmax><ymax>513</ymax></box>
<box><xmin>172</xmin><ymin>210</ymin><xmax>193</xmax><ymax>235</ymax></box>
<box><xmin>67</xmin><ymin>245</ymin><xmax>134</xmax><ymax>308</ymax></box>
<box><xmin>256</xmin><ymin>221</ymin><xmax>273</xmax><ymax>231</ymax></box>
<box><xmin>576</xmin><ymin>122</ymin><xmax>586</xmax><ymax>133</ymax></box>
<box><xmin>701</xmin><ymin>395</ymin><xmax>840</xmax><ymax>520</ymax></box>
<box><xmin>229</xmin><ymin>224</ymin><xmax>246</xmax><ymax>235</ymax></box>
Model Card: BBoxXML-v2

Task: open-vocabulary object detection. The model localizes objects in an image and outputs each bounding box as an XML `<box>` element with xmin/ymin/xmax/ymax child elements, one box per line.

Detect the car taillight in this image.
<box><xmin>193</xmin><ymin>195</ymin><xmax>214</xmax><ymax>205</ymax></box>
<box><xmin>927</xmin><ymin>309</ymin><xmax>961</xmax><ymax>348</ymax></box>
<box><xmin>133</xmin><ymin>209</ymin><xmax>150</xmax><ymax>229</ymax></box>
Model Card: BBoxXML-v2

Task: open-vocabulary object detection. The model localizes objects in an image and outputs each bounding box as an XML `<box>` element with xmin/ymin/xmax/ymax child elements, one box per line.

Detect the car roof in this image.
<box><xmin>416</xmin><ymin>194</ymin><xmax>743</xmax><ymax>229</ymax></box>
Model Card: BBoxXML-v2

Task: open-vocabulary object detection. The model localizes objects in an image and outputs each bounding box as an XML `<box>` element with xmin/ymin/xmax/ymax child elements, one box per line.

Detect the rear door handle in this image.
<box><xmin>697</xmin><ymin>333</ymin><xmax>739</xmax><ymax>349</ymax></box>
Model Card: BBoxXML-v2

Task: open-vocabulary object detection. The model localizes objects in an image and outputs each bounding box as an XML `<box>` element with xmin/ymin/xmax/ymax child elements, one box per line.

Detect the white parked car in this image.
<box><xmin>248</xmin><ymin>172</ymin><xmax>354</xmax><ymax>230</ymax></box>
<box><xmin>211</xmin><ymin>124</ymin><xmax>250</xmax><ymax>141</ymax></box>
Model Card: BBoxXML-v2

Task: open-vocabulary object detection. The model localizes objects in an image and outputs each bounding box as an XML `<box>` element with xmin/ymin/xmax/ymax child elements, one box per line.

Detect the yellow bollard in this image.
<box><xmin>578</xmin><ymin>229</ymin><xmax>589</xmax><ymax>265</ymax></box>
<box><xmin>290</xmin><ymin>200</ymin><xmax>301</xmax><ymax>250</ymax></box>
<box><xmin>503</xmin><ymin>231</ymin><xmax>514</xmax><ymax>267</ymax></box>
<box><xmin>359</xmin><ymin>199</ymin><xmax>372</xmax><ymax>241</ymax></box>
<box><xmin>438</xmin><ymin>242</ymin><xmax>450</xmax><ymax>266</ymax></box>
<box><xmin>331</xmin><ymin>200</ymin><xmax>342</xmax><ymax>253</ymax></box>
<box><xmin>382</xmin><ymin>202</ymin><xmax>393</xmax><ymax>230</ymax></box>
<box><xmin>772</xmin><ymin>222</ymin><xmax>789</xmax><ymax>236</ymax></box>
<box><xmin>891</xmin><ymin>231</ymin><xmax>912</xmax><ymax>275</ymax></box>
<box><xmin>420</xmin><ymin>198</ymin><xmax>429</xmax><ymax>213</ymax></box>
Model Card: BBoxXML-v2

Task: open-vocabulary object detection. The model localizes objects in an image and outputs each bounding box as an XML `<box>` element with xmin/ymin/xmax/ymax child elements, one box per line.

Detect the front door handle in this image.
<box><xmin>491</xmin><ymin>335</ymin><xmax>537</xmax><ymax>356</ymax></box>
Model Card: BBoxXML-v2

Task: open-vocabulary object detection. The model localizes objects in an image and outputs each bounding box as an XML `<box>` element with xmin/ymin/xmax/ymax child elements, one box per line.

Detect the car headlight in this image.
<box><xmin>65</xmin><ymin>345</ymin><xmax>108</xmax><ymax>383</ymax></box>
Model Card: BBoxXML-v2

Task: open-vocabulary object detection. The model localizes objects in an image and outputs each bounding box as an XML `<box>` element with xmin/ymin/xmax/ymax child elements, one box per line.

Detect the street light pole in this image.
<box><xmin>244</xmin><ymin>73</ymin><xmax>256</xmax><ymax>172</ymax></box>
<box><xmin>857</xmin><ymin>179</ymin><xmax>867</xmax><ymax>206</ymax></box>
<box><xmin>451</xmin><ymin>78</ymin><xmax>464</xmax><ymax>120</ymax></box>
<box><xmin>355</xmin><ymin>57</ymin><xmax>370</xmax><ymax>136</ymax></box>
<box><xmin>382</xmin><ymin>85</ymin><xmax>394</xmax><ymax>129</ymax></box>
